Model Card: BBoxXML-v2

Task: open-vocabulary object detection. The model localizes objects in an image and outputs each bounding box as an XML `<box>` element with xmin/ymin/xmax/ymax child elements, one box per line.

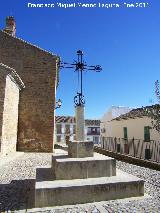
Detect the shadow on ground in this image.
<box><xmin>0</xmin><ymin>179</ymin><xmax>35</xmax><ymax>211</ymax></box>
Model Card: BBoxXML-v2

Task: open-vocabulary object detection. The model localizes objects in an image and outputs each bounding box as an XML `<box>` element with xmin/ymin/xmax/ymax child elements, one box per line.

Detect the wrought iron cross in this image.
<box><xmin>59</xmin><ymin>50</ymin><xmax>102</xmax><ymax>106</ymax></box>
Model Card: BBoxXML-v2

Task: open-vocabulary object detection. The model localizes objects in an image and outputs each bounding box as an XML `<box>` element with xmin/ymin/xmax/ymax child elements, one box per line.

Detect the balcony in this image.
<box><xmin>87</xmin><ymin>127</ymin><xmax>100</xmax><ymax>136</ymax></box>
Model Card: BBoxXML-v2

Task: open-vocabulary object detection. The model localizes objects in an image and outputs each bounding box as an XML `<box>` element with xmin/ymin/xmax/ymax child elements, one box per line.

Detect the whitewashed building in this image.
<box><xmin>100</xmin><ymin>106</ymin><xmax>132</xmax><ymax>138</ymax></box>
<box><xmin>100</xmin><ymin>105</ymin><xmax>160</xmax><ymax>161</ymax></box>
<box><xmin>55</xmin><ymin>116</ymin><xmax>100</xmax><ymax>144</ymax></box>
<box><xmin>101</xmin><ymin>105</ymin><xmax>160</xmax><ymax>141</ymax></box>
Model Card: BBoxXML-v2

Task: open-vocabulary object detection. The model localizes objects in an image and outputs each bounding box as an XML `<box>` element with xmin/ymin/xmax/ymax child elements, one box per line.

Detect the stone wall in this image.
<box><xmin>0</xmin><ymin>70</ymin><xmax>6</xmax><ymax>152</ymax></box>
<box><xmin>1</xmin><ymin>75</ymin><xmax>19</xmax><ymax>154</ymax></box>
<box><xmin>0</xmin><ymin>31</ymin><xmax>59</xmax><ymax>152</ymax></box>
<box><xmin>0</xmin><ymin>64</ymin><xmax>24</xmax><ymax>155</ymax></box>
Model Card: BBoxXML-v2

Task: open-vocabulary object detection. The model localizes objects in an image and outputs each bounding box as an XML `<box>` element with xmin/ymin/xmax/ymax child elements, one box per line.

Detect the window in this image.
<box><xmin>56</xmin><ymin>124</ymin><xmax>62</xmax><ymax>134</ymax></box>
<box><xmin>97</xmin><ymin>128</ymin><xmax>100</xmax><ymax>134</ymax></box>
<box><xmin>144</xmin><ymin>126</ymin><xmax>150</xmax><ymax>142</ymax></box>
<box><xmin>87</xmin><ymin>127</ymin><xmax>100</xmax><ymax>135</ymax></box>
<box><xmin>123</xmin><ymin>127</ymin><xmax>128</xmax><ymax>139</ymax></box>
<box><xmin>73</xmin><ymin>125</ymin><xmax>76</xmax><ymax>134</ymax></box>
<box><xmin>57</xmin><ymin>135</ymin><xmax>61</xmax><ymax>143</ymax></box>
<box><xmin>93</xmin><ymin>136</ymin><xmax>99</xmax><ymax>144</ymax></box>
<box><xmin>65</xmin><ymin>124</ymin><xmax>70</xmax><ymax>134</ymax></box>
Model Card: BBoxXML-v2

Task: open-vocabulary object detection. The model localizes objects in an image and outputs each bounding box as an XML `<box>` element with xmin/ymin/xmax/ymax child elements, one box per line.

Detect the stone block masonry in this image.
<box><xmin>75</xmin><ymin>105</ymin><xmax>85</xmax><ymax>141</ymax></box>
<box><xmin>52</xmin><ymin>152</ymin><xmax>116</xmax><ymax>180</ymax></box>
<box><xmin>0</xmin><ymin>63</ymin><xmax>24</xmax><ymax>155</ymax></box>
<box><xmin>68</xmin><ymin>141</ymin><xmax>94</xmax><ymax>158</ymax></box>
<box><xmin>2</xmin><ymin>76</ymin><xmax>19</xmax><ymax>154</ymax></box>
<box><xmin>35</xmin><ymin>150</ymin><xmax>144</xmax><ymax>208</ymax></box>
<box><xmin>0</xmin><ymin>27</ymin><xmax>59</xmax><ymax>152</ymax></box>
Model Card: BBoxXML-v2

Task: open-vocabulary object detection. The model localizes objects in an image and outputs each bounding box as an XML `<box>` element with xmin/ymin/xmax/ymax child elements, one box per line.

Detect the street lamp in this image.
<box><xmin>55</xmin><ymin>99</ymin><xmax>62</xmax><ymax>109</ymax></box>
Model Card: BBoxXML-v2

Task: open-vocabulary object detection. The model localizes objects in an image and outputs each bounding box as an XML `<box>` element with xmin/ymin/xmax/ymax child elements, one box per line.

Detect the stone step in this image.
<box><xmin>52</xmin><ymin>153</ymin><xmax>116</xmax><ymax>180</ymax></box>
<box><xmin>35</xmin><ymin>169</ymin><xmax>144</xmax><ymax>208</ymax></box>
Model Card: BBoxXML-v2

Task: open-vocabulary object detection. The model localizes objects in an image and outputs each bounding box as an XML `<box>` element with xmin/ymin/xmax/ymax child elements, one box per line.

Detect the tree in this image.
<box><xmin>155</xmin><ymin>80</ymin><xmax>160</xmax><ymax>102</ymax></box>
<box><xmin>144</xmin><ymin>80</ymin><xmax>160</xmax><ymax>133</ymax></box>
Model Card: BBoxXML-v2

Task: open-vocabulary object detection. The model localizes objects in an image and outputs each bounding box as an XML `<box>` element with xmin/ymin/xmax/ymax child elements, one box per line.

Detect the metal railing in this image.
<box><xmin>100</xmin><ymin>137</ymin><xmax>160</xmax><ymax>163</ymax></box>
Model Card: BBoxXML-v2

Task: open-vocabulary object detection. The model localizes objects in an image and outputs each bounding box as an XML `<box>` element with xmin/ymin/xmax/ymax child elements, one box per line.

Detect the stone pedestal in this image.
<box><xmin>52</xmin><ymin>152</ymin><xmax>116</xmax><ymax>180</ymax></box>
<box><xmin>75</xmin><ymin>105</ymin><xmax>85</xmax><ymax>141</ymax></box>
<box><xmin>35</xmin><ymin>172</ymin><xmax>144</xmax><ymax>208</ymax></box>
<box><xmin>68</xmin><ymin>141</ymin><xmax>94</xmax><ymax>158</ymax></box>
<box><xmin>35</xmin><ymin>148</ymin><xmax>144</xmax><ymax>208</ymax></box>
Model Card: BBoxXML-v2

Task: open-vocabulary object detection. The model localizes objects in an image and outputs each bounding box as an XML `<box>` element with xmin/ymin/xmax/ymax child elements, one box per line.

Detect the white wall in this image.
<box><xmin>1</xmin><ymin>75</ymin><xmax>20</xmax><ymax>154</ymax></box>
<box><xmin>111</xmin><ymin>117</ymin><xmax>160</xmax><ymax>141</ymax></box>
<box><xmin>55</xmin><ymin>123</ymin><xmax>100</xmax><ymax>144</ymax></box>
<box><xmin>101</xmin><ymin>106</ymin><xmax>132</xmax><ymax>138</ymax></box>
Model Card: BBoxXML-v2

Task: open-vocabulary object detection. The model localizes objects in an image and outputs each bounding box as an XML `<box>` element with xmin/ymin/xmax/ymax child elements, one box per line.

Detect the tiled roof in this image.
<box><xmin>112</xmin><ymin>105</ymin><xmax>160</xmax><ymax>121</ymax></box>
<box><xmin>85</xmin><ymin>119</ymin><xmax>100</xmax><ymax>126</ymax></box>
<box><xmin>0</xmin><ymin>30</ymin><xmax>59</xmax><ymax>60</ymax></box>
<box><xmin>56</xmin><ymin>116</ymin><xmax>100</xmax><ymax>126</ymax></box>
<box><xmin>56</xmin><ymin>116</ymin><xmax>75</xmax><ymax>123</ymax></box>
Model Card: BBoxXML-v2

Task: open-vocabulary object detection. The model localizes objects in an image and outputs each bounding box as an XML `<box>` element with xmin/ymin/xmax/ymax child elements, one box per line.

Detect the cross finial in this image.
<box><xmin>59</xmin><ymin>50</ymin><xmax>102</xmax><ymax>106</ymax></box>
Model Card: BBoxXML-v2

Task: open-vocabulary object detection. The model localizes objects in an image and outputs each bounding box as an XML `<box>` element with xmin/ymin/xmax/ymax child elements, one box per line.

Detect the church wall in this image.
<box><xmin>0</xmin><ymin>70</ymin><xmax>6</xmax><ymax>152</ymax></box>
<box><xmin>1</xmin><ymin>75</ymin><xmax>19</xmax><ymax>155</ymax></box>
<box><xmin>0</xmin><ymin>31</ymin><xmax>58</xmax><ymax>152</ymax></box>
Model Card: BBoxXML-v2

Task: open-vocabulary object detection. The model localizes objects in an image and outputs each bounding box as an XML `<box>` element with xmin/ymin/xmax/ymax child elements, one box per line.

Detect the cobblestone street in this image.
<box><xmin>0</xmin><ymin>151</ymin><xmax>160</xmax><ymax>212</ymax></box>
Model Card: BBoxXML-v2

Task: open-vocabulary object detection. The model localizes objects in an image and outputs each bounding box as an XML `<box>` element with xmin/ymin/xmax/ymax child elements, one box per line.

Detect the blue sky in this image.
<box><xmin>0</xmin><ymin>0</ymin><xmax>160</xmax><ymax>119</ymax></box>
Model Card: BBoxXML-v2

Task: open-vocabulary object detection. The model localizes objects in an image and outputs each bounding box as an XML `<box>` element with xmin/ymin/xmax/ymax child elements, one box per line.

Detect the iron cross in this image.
<box><xmin>59</xmin><ymin>50</ymin><xmax>102</xmax><ymax>106</ymax></box>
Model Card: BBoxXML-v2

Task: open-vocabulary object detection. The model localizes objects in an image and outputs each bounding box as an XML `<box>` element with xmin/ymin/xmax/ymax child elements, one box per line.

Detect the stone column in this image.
<box><xmin>68</xmin><ymin>105</ymin><xmax>94</xmax><ymax>158</ymax></box>
<box><xmin>75</xmin><ymin>105</ymin><xmax>85</xmax><ymax>141</ymax></box>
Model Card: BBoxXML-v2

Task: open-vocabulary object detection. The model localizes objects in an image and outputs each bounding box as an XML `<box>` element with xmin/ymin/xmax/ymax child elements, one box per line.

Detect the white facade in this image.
<box><xmin>56</xmin><ymin>123</ymin><xmax>76</xmax><ymax>142</ymax></box>
<box><xmin>110</xmin><ymin>116</ymin><xmax>160</xmax><ymax>141</ymax></box>
<box><xmin>101</xmin><ymin>106</ymin><xmax>160</xmax><ymax>141</ymax></box>
<box><xmin>101</xmin><ymin>106</ymin><xmax>132</xmax><ymax>138</ymax></box>
<box><xmin>100</xmin><ymin>105</ymin><xmax>160</xmax><ymax>161</ymax></box>
<box><xmin>85</xmin><ymin>125</ymin><xmax>100</xmax><ymax>144</ymax></box>
<box><xmin>55</xmin><ymin>117</ymin><xmax>100</xmax><ymax>144</ymax></box>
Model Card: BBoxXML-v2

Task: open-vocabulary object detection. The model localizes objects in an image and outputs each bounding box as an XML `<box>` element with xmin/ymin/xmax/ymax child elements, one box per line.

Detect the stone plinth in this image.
<box><xmin>35</xmin><ymin>169</ymin><xmax>144</xmax><ymax>208</ymax></box>
<box><xmin>68</xmin><ymin>141</ymin><xmax>93</xmax><ymax>158</ymax></box>
<box><xmin>75</xmin><ymin>105</ymin><xmax>85</xmax><ymax>141</ymax></box>
<box><xmin>52</xmin><ymin>153</ymin><xmax>116</xmax><ymax>180</ymax></box>
<box><xmin>35</xmin><ymin>149</ymin><xmax>145</xmax><ymax>208</ymax></box>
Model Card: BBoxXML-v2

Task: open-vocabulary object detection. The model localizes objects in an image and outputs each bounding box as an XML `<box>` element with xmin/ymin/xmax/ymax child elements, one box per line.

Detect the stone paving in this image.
<box><xmin>0</xmin><ymin>151</ymin><xmax>159</xmax><ymax>212</ymax></box>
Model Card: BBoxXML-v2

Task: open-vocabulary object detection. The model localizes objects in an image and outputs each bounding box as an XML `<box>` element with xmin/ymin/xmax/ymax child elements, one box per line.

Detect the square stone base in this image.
<box><xmin>68</xmin><ymin>141</ymin><xmax>93</xmax><ymax>158</ymax></box>
<box><xmin>35</xmin><ymin>170</ymin><xmax>144</xmax><ymax>207</ymax></box>
<box><xmin>52</xmin><ymin>153</ymin><xmax>116</xmax><ymax>180</ymax></box>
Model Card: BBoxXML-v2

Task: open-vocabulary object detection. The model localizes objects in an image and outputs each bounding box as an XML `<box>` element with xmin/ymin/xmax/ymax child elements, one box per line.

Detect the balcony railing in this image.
<box><xmin>87</xmin><ymin>132</ymin><xmax>100</xmax><ymax>136</ymax></box>
<box><xmin>100</xmin><ymin>137</ymin><xmax>160</xmax><ymax>163</ymax></box>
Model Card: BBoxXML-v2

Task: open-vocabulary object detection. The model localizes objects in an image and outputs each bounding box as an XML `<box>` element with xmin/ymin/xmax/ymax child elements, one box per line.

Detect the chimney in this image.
<box><xmin>4</xmin><ymin>16</ymin><xmax>16</xmax><ymax>37</ymax></box>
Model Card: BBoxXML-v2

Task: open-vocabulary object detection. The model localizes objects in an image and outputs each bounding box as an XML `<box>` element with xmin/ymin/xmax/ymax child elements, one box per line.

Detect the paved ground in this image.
<box><xmin>0</xmin><ymin>150</ymin><xmax>160</xmax><ymax>212</ymax></box>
